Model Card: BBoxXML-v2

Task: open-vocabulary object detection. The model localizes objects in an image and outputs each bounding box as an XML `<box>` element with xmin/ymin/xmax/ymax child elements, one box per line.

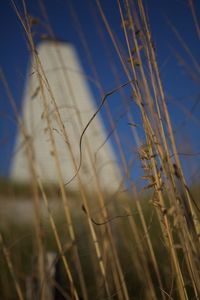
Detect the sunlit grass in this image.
<box><xmin>0</xmin><ymin>0</ymin><xmax>200</xmax><ymax>299</ymax></box>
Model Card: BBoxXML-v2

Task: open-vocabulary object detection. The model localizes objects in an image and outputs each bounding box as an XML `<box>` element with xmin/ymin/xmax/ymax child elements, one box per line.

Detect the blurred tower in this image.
<box><xmin>11</xmin><ymin>40</ymin><xmax>121</xmax><ymax>192</ymax></box>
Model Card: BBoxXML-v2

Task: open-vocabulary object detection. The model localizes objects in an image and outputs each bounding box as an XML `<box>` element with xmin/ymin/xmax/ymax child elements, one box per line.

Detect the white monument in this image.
<box><xmin>11</xmin><ymin>39</ymin><xmax>121</xmax><ymax>192</ymax></box>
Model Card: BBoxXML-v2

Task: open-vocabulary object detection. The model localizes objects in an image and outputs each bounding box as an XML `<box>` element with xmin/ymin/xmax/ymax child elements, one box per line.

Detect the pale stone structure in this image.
<box><xmin>11</xmin><ymin>40</ymin><xmax>121</xmax><ymax>192</ymax></box>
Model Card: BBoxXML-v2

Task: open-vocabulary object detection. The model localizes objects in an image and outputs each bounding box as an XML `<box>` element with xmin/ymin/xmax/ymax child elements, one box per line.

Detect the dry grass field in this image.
<box><xmin>0</xmin><ymin>1</ymin><xmax>200</xmax><ymax>299</ymax></box>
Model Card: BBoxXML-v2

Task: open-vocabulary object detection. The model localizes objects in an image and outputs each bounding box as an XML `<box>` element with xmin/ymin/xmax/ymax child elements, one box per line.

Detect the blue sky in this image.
<box><xmin>0</xmin><ymin>0</ymin><xmax>199</xmax><ymax>185</ymax></box>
